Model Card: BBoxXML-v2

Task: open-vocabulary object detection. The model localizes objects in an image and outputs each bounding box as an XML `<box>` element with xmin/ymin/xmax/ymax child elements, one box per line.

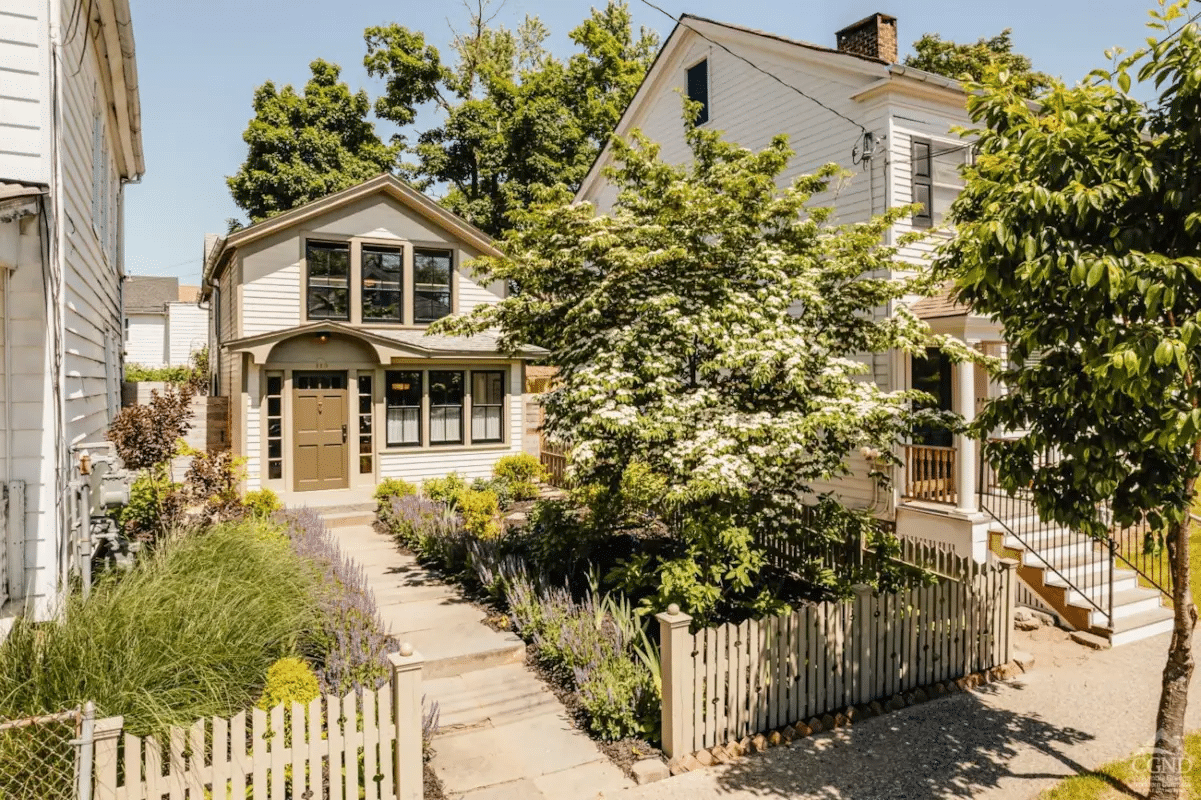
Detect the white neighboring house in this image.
<box><xmin>202</xmin><ymin>174</ymin><xmax>545</xmax><ymax>507</ymax></box>
<box><xmin>0</xmin><ymin>0</ymin><xmax>143</xmax><ymax>622</ymax></box>
<box><xmin>123</xmin><ymin>277</ymin><xmax>207</xmax><ymax>368</ymax></box>
<box><xmin>576</xmin><ymin>12</ymin><xmax>1174</xmax><ymax>645</ymax></box>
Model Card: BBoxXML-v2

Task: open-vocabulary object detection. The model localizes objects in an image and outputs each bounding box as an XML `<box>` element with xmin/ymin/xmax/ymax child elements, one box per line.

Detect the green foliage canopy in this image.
<box><xmin>935</xmin><ymin>4</ymin><xmax>1201</xmax><ymax>795</ymax></box>
<box><xmin>905</xmin><ymin>29</ymin><xmax>1050</xmax><ymax>98</ymax></box>
<box><xmin>227</xmin><ymin>59</ymin><xmax>400</xmax><ymax>224</ymax></box>
<box><xmin>363</xmin><ymin>1</ymin><xmax>657</xmax><ymax>236</ymax></box>
<box><xmin>438</xmin><ymin>113</ymin><xmax>961</xmax><ymax>618</ymax></box>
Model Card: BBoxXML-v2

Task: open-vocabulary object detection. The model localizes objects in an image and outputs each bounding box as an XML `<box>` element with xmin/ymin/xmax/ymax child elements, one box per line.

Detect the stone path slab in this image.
<box><xmin>332</xmin><ymin>520</ymin><xmax>633</xmax><ymax>800</ymax></box>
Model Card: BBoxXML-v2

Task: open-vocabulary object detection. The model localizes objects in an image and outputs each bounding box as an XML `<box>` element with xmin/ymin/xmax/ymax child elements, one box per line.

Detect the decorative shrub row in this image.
<box><xmin>279</xmin><ymin>509</ymin><xmax>398</xmax><ymax>695</ymax></box>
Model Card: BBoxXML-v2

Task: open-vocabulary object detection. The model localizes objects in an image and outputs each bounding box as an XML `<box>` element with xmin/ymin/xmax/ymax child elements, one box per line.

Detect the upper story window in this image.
<box><xmin>362</xmin><ymin>245</ymin><xmax>403</xmax><ymax>323</ymax></box>
<box><xmin>911</xmin><ymin>138</ymin><xmax>969</xmax><ymax>228</ymax></box>
<box><xmin>687</xmin><ymin>59</ymin><xmax>710</xmax><ymax>126</ymax></box>
<box><xmin>305</xmin><ymin>241</ymin><xmax>351</xmax><ymax>320</ymax></box>
<box><xmin>415</xmin><ymin>249</ymin><xmax>453</xmax><ymax>323</ymax></box>
<box><xmin>304</xmin><ymin>239</ymin><xmax>456</xmax><ymax>326</ymax></box>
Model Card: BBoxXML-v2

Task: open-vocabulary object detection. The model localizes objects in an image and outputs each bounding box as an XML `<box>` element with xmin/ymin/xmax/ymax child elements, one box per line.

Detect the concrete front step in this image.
<box><xmin>318</xmin><ymin>504</ymin><xmax>377</xmax><ymax>529</ymax></box>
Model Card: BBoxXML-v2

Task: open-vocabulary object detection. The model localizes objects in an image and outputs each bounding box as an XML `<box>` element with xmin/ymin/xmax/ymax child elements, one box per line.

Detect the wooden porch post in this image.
<box><xmin>955</xmin><ymin>356</ymin><xmax>978</xmax><ymax>513</ymax></box>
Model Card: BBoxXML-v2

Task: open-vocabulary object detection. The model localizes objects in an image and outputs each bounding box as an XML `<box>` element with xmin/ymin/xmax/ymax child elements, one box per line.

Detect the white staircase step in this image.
<box><xmin>1109</xmin><ymin>606</ymin><xmax>1175</xmax><ymax>647</ymax></box>
<box><xmin>1063</xmin><ymin>574</ymin><xmax>1138</xmax><ymax>605</ymax></box>
<box><xmin>1083</xmin><ymin>587</ymin><xmax>1166</xmax><ymax>626</ymax></box>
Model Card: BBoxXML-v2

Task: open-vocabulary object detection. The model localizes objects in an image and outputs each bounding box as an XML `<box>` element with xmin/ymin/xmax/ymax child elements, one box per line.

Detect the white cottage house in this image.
<box><xmin>0</xmin><ymin>0</ymin><xmax>143</xmax><ymax>622</ymax></box>
<box><xmin>576</xmin><ymin>12</ymin><xmax>1173</xmax><ymax>645</ymax></box>
<box><xmin>202</xmin><ymin>174</ymin><xmax>544</xmax><ymax>506</ymax></box>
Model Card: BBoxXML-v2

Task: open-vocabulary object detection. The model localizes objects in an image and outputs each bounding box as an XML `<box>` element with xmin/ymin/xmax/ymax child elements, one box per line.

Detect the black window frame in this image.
<box><xmin>429</xmin><ymin>370</ymin><xmax>465</xmax><ymax>445</ymax></box>
<box><xmin>265</xmin><ymin>372</ymin><xmax>283</xmax><ymax>480</ymax></box>
<box><xmin>911</xmin><ymin>139</ymin><xmax>933</xmax><ymax>229</ymax></box>
<box><xmin>414</xmin><ymin>248</ymin><xmax>454</xmax><ymax>324</ymax></box>
<box><xmin>385</xmin><ymin>370</ymin><xmax>423</xmax><ymax>448</ymax></box>
<box><xmin>686</xmin><ymin>59</ymin><xmax>710</xmax><ymax>126</ymax></box>
<box><xmin>470</xmin><ymin>370</ymin><xmax>505</xmax><ymax>444</ymax></box>
<box><xmin>361</xmin><ymin>245</ymin><xmax>404</xmax><ymax>323</ymax></box>
<box><xmin>304</xmin><ymin>240</ymin><xmax>352</xmax><ymax>321</ymax></box>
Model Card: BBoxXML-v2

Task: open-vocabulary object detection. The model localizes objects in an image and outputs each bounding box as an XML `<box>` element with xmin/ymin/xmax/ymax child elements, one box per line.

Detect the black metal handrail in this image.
<box><xmin>978</xmin><ymin>447</ymin><xmax>1115</xmax><ymax>630</ymax></box>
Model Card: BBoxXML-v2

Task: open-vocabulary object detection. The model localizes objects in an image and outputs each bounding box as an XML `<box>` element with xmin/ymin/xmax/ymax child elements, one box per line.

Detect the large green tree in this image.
<box><xmin>905</xmin><ymin>29</ymin><xmax>1050</xmax><ymax>98</ymax></box>
<box><xmin>363</xmin><ymin>0</ymin><xmax>657</xmax><ymax>236</ymax></box>
<box><xmin>937</xmin><ymin>3</ymin><xmax>1201</xmax><ymax>796</ymax></box>
<box><xmin>436</xmin><ymin>111</ymin><xmax>962</xmax><ymax>620</ymax></box>
<box><xmin>227</xmin><ymin>60</ymin><xmax>400</xmax><ymax>225</ymax></box>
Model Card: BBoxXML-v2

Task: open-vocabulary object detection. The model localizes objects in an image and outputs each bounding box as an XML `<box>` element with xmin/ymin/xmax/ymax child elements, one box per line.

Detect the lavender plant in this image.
<box><xmin>279</xmin><ymin>509</ymin><xmax>397</xmax><ymax>694</ymax></box>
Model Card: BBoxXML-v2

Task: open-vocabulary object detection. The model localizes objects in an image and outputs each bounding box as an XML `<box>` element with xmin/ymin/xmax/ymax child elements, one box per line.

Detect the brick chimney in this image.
<box><xmin>835</xmin><ymin>13</ymin><xmax>898</xmax><ymax>63</ymax></box>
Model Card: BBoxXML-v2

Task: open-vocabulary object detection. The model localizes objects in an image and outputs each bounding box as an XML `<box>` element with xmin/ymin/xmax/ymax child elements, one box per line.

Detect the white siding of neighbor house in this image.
<box><xmin>0</xmin><ymin>0</ymin><xmax>51</xmax><ymax>184</ymax></box>
<box><xmin>166</xmin><ymin>301</ymin><xmax>207</xmax><ymax>366</ymax></box>
<box><xmin>377</xmin><ymin>363</ymin><xmax>524</xmax><ymax>485</ymax></box>
<box><xmin>124</xmin><ymin>313</ymin><xmax>165</xmax><ymax>366</ymax></box>
<box><xmin>59</xmin><ymin>8</ymin><xmax>124</xmax><ymax>450</ymax></box>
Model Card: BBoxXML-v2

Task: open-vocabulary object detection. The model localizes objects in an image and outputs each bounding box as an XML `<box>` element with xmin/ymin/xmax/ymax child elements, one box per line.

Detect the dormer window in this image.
<box><xmin>687</xmin><ymin>59</ymin><xmax>710</xmax><ymax>125</ymax></box>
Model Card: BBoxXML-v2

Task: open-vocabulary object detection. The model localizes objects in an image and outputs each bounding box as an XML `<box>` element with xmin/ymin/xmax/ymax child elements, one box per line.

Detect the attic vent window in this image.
<box><xmin>686</xmin><ymin>59</ymin><xmax>709</xmax><ymax>125</ymax></box>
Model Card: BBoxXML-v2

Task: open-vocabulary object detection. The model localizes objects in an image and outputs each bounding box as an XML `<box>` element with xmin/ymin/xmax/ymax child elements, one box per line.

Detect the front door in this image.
<box><xmin>293</xmin><ymin>372</ymin><xmax>349</xmax><ymax>492</ymax></box>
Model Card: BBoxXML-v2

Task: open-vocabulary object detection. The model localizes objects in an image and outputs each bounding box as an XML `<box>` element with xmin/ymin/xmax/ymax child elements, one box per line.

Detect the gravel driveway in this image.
<box><xmin>610</xmin><ymin>624</ymin><xmax>1200</xmax><ymax>800</ymax></box>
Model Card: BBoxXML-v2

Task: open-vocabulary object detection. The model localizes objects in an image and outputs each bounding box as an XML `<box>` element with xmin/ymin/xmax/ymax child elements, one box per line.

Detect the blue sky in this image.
<box><xmin>122</xmin><ymin>0</ymin><xmax>1158</xmax><ymax>284</ymax></box>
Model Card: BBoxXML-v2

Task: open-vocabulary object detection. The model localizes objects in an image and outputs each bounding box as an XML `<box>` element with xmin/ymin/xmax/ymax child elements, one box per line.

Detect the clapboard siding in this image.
<box><xmin>0</xmin><ymin>0</ymin><xmax>50</xmax><ymax>183</ymax></box>
<box><xmin>58</xmin><ymin>12</ymin><xmax>123</xmax><ymax>447</ymax></box>
<box><xmin>166</xmin><ymin>302</ymin><xmax>208</xmax><ymax>366</ymax></box>
<box><xmin>458</xmin><ymin>271</ymin><xmax>499</xmax><ymax>314</ymax></box>
<box><xmin>241</xmin><ymin>262</ymin><xmax>300</xmax><ymax>337</ymax></box>
<box><xmin>125</xmin><ymin>314</ymin><xmax>165</xmax><ymax>365</ymax></box>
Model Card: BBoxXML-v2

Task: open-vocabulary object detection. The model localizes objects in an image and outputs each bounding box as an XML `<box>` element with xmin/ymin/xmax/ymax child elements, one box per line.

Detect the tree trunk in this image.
<box><xmin>1148</xmin><ymin>513</ymin><xmax>1198</xmax><ymax>800</ymax></box>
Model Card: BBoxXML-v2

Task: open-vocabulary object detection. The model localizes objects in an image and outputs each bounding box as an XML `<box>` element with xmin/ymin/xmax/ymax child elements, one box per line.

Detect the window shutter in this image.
<box><xmin>911</xmin><ymin>139</ymin><xmax>933</xmax><ymax>228</ymax></box>
<box><xmin>686</xmin><ymin>60</ymin><xmax>709</xmax><ymax>125</ymax></box>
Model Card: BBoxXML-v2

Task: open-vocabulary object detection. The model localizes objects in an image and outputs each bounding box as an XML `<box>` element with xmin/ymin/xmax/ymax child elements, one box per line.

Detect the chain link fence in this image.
<box><xmin>0</xmin><ymin>708</ymin><xmax>82</xmax><ymax>800</ymax></box>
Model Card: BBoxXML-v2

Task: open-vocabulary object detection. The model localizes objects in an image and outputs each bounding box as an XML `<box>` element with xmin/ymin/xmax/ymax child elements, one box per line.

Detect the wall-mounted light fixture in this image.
<box><xmin>314</xmin><ymin>331</ymin><xmax>331</xmax><ymax>344</ymax></box>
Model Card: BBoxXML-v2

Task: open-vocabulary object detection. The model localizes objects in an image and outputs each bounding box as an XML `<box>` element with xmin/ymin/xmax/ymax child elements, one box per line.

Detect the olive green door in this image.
<box><xmin>293</xmin><ymin>372</ymin><xmax>349</xmax><ymax>492</ymax></box>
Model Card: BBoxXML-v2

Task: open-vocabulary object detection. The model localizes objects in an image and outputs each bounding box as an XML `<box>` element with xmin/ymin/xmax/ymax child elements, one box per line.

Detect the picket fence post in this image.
<box><xmin>851</xmin><ymin>585</ymin><xmax>873</xmax><ymax>705</ymax></box>
<box><xmin>90</xmin><ymin>714</ymin><xmax>124</xmax><ymax>800</ymax></box>
<box><xmin>656</xmin><ymin>604</ymin><xmax>694</xmax><ymax>760</ymax></box>
<box><xmin>999</xmin><ymin>558</ymin><xmax>1019</xmax><ymax>664</ymax></box>
<box><xmin>390</xmin><ymin>643</ymin><xmax>425</xmax><ymax>800</ymax></box>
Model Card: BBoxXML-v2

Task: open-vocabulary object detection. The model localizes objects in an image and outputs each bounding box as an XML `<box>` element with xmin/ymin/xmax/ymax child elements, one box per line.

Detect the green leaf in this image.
<box><xmin>1087</xmin><ymin>261</ymin><xmax>1105</xmax><ymax>288</ymax></box>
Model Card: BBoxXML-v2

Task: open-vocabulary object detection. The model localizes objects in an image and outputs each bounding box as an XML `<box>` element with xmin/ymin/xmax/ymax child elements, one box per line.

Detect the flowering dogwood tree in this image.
<box><xmin>438</xmin><ymin>120</ymin><xmax>955</xmax><ymax>618</ymax></box>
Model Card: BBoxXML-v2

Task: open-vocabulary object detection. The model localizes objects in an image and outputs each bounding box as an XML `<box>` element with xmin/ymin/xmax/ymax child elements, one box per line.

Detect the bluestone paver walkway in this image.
<box><xmin>614</xmin><ymin>624</ymin><xmax>1201</xmax><ymax>800</ymax></box>
<box><xmin>335</xmin><ymin>521</ymin><xmax>633</xmax><ymax>800</ymax></box>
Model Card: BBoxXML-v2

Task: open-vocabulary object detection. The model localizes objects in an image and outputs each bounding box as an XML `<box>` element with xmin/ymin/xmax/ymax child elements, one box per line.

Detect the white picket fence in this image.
<box><xmin>87</xmin><ymin>649</ymin><xmax>425</xmax><ymax>800</ymax></box>
<box><xmin>657</xmin><ymin>553</ymin><xmax>1017</xmax><ymax>757</ymax></box>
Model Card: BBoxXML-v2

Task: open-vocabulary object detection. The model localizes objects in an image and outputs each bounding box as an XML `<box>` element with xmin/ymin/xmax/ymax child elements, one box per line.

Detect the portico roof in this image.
<box><xmin>223</xmin><ymin>321</ymin><xmax>547</xmax><ymax>365</ymax></box>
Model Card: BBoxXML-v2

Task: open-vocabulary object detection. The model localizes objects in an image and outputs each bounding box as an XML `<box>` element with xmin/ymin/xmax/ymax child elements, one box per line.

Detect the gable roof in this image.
<box><xmin>201</xmin><ymin>174</ymin><xmax>502</xmax><ymax>298</ymax></box>
<box><xmin>124</xmin><ymin>276</ymin><xmax>179</xmax><ymax>314</ymax></box>
<box><xmin>575</xmin><ymin>14</ymin><xmax>964</xmax><ymax>203</ymax></box>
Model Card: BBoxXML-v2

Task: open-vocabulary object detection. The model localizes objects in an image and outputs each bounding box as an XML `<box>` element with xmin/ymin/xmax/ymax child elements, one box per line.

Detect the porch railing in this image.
<box><xmin>901</xmin><ymin>444</ymin><xmax>958</xmax><ymax>505</ymax></box>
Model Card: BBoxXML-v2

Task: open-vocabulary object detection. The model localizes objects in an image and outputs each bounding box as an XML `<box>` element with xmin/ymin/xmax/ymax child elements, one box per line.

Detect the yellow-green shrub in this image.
<box><xmin>493</xmin><ymin>453</ymin><xmax>546</xmax><ymax>484</ymax></box>
<box><xmin>423</xmin><ymin>474</ymin><xmax>467</xmax><ymax>508</ymax></box>
<box><xmin>374</xmin><ymin>477</ymin><xmax>417</xmax><ymax>505</ymax></box>
<box><xmin>460</xmin><ymin>489</ymin><xmax>501</xmax><ymax>540</ymax></box>
<box><xmin>243</xmin><ymin>488</ymin><xmax>282</xmax><ymax>519</ymax></box>
<box><xmin>257</xmin><ymin>657</ymin><xmax>320</xmax><ymax>711</ymax></box>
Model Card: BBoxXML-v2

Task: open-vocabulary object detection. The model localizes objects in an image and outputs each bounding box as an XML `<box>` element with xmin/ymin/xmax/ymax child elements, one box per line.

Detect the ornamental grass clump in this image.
<box><xmin>0</xmin><ymin>522</ymin><xmax>318</xmax><ymax>736</ymax></box>
<box><xmin>279</xmin><ymin>509</ymin><xmax>396</xmax><ymax>694</ymax></box>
